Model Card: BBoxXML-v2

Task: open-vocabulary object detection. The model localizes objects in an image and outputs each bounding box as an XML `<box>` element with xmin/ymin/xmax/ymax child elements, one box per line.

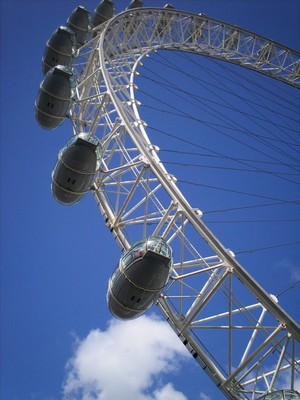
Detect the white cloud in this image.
<box><xmin>278</xmin><ymin>370</ymin><xmax>300</xmax><ymax>393</ymax></box>
<box><xmin>198</xmin><ymin>393</ymin><xmax>211</xmax><ymax>400</ymax></box>
<box><xmin>290</xmin><ymin>267</ymin><xmax>300</xmax><ymax>282</ymax></box>
<box><xmin>153</xmin><ymin>383</ymin><xmax>188</xmax><ymax>400</ymax></box>
<box><xmin>276</xmin><ymin>259</ymin><xmax>300</xmax><ymax>283</ymax></box>
<box><xmin>63</xmin><ymin>315</ymin><xmax>189</xmax><ymax>400</ymax></box>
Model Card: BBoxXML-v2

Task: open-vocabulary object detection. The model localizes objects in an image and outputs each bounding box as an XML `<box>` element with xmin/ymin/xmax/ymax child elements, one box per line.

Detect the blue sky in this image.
<box><xmin>1</xmin><ymin>1</ymin><xmax>300</xmax><ymax>399</ymax></box>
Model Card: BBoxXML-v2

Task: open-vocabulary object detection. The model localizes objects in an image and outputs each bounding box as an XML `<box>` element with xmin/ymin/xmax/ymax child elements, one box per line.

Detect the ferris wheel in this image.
<box><xmin>35</xmin><ymin>1</ymin><xmax>300</xmax><ymax>399</ymax></box>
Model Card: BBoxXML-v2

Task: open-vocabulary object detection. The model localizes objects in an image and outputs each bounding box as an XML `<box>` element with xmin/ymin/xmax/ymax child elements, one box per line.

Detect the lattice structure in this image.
<box><xmin>69</xmin><ymin>7</ymin><xmax>300</xmax><ymax>399</ymax></box>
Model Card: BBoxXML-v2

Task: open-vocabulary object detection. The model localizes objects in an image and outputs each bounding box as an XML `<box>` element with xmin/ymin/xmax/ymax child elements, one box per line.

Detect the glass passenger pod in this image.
<box><xmin>257</xmin><ymin>390</ymin><xmax>300</xmax><ymax>400</ymax></box>
<box><xmin>66</xmin><ymin>6</ymin><xmax>92</xmax><ymax>47</ymax></box>
<box><xmin>57</xmin><ymin>133</ymin><xmax>102</xmax><ymax>172</ymax></box>
<box><xmin>35</xmin><ymin>65</ymin><xmax>76</xmax><ymax>130</ymax></box>
<box><xmin>42</xmin><ymin>26</ymin><xmax>77</xmax><ymax>75</ymax></box>
<box><xmin>91</xmin><ymin>0</ymin><xmax>115</xmax><ymax>30</ymax></box>
<box><xmin>107</xmin><ymin>237</ymin><xmax>173</xmax><ymax>319</ymax></box>
<box><xmin>51</xmin><ymin>133</ymin><xmax>102</xmax><ymax>205</ymax></box>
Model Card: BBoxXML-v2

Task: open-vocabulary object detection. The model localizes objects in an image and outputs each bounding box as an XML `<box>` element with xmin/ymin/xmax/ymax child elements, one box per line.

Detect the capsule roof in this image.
<box><xmin>126</xmin><ymin>0</ymin><xmax>143</xmax><ymax>10</ymax></box>
<box><xmin>59</xmin><ymin>133</ymin><xmax>103</xmax><ymax>170</ymax></box>
<box><xmin>121</xmin><ymin>236</ymin><xmax>172</xmax><ymax>266</ymax></box>
<box><xmin>163</xmin><ymin>3</ymin><xmax>175</xmax><ymax>8</ymax></box>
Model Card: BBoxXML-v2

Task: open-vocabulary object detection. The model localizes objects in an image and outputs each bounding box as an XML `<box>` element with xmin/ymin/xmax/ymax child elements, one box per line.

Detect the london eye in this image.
<box><xmin>35</xmin><ymin>1</ymin><xmax>300</xmax><ymax>398</ymax></box>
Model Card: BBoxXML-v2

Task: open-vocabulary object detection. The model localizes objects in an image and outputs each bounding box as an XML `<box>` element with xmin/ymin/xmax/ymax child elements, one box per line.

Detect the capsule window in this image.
<box><xmin>130</xmin><ymin>295</ymin><xmax>135</xmax><ymax>301</ymax></box>
<box><xmin>47</xmin><ymin>102</ymin><xmax>54</xmax><ymax>109</ymax></box>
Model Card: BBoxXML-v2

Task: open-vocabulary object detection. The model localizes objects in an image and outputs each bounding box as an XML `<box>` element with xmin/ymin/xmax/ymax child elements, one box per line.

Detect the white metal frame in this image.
<box><xmin>69</xmin><ymin>8</ymin><xmax>300</xmax><ymax>399</ymax></box>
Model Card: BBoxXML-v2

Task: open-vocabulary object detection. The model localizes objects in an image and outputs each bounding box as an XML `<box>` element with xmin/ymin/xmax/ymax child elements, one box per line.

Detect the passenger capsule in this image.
<box><xmin>91</xmin><ymin>0</ymin><xmax>115</xmax><ymax>29</ymax></box>
<box><xmin>107</xmin><ymin>236</ymin><xmax>173</xmax><ymax>319</ymax></box>
<box><xmin>35</xmin><ymin>66</ymin><xmax>74</xmax><ymax>130</ymax></box>
<box><xmin>257</xmin><ymin>390</ymin><xmax>300</xmax><ymax>400</ymax></box>
<box><xmin>126</xmin><ymin>0</ymin><xmax>143</xmax><ymax>10</ymax></box>
<box><xmin>42</xmin><ymin>26</ymin><xmax>76</xmax><ymax>75</ymax></box>
<box><xmin>51</xmin><ymin>134</ymin><xmax>102</xmax><ymax>205</ymax></box>
<box><xmin>67</xmin><ymin>6</ymin><xmax>91</xmax><ymax>47</ymax></box>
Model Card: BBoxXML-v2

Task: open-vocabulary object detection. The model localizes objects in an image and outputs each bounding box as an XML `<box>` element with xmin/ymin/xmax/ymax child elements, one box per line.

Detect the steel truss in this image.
<box><xmin>69</xmin><ymin>7</ymin><xmax>300</xmax><ymax>399</ymax></box>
